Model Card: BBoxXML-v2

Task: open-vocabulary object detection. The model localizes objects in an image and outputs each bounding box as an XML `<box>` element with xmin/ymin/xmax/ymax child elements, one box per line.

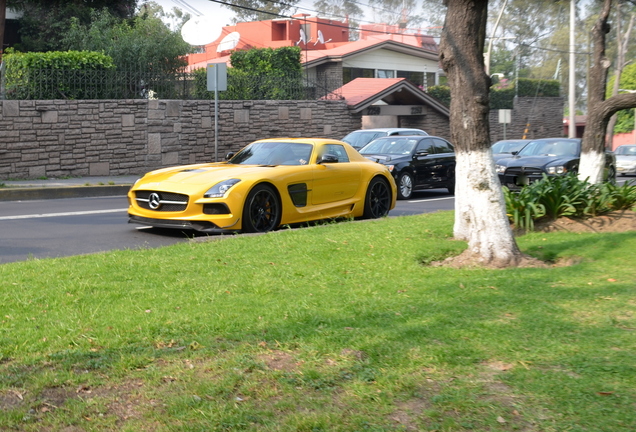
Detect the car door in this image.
<box><xmin>311</xmin><ymin>144</ymin><xmax>362</xmax><ymax>206</ymax></box>
<box><xmin>430</xmin><ymin>138</ymin><xmax>456</xmax><ymax>184</ymax></box>
<box><xmin>412</xmin><ymin>138</ymin><xmax>439</xmax><ymax>187</ymax></box>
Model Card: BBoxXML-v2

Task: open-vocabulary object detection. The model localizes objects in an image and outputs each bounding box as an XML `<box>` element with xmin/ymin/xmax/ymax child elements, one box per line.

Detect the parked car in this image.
<box><xmin>359</xmin><ymin>135</ymin><xmax>455</xmax><ymax>199</ymax></box>
<box><xmin>128</xmin><ymin>138</ymin><xmax>396</xmax><ymax>233</ymax></box>
<box><xmin>342</xmin><ymin>128</ymin><xmax>428</xmax><ymax>150</ymax></box>
<box><xmin>495</xmin><ymin>138</ymin><xmax>616</xmax><ymax>189</ymax></box>
<box><xmin>614</xmin><ymin>144</ymin><xmax>636</xmax><ymax>176</ymax></box>
<box><xmin>491</xmin><ymin>139</ymin><xmax>530</xmax><ymax>163</ymax></box>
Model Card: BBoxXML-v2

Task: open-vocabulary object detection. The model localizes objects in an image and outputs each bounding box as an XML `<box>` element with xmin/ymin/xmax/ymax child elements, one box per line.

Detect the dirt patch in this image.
<box><xmin>530</xmin><ymin>210</ymin><xmax>636</xmax><ymax>233</ymax></box>
<box><xmin>433</xmin><ymin>211</ymin><xmax>636</xmax><ymax>269</ymax></box>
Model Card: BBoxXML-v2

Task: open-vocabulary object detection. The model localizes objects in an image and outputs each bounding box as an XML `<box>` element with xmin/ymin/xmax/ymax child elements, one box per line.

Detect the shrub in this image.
<box><xmin>503</xmin><ymin>174</ymin><xmax>636</xmax><ymax>231</ymax></box>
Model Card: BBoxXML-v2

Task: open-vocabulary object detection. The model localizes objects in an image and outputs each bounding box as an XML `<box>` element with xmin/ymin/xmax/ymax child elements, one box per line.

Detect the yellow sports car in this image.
<box><xmin>128</xmin><ymin>138</ymin><xmax>397</xmax><ymax>233</ymax></box>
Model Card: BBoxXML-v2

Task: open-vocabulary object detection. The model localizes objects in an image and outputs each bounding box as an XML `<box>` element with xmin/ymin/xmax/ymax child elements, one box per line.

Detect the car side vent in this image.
<box><xmin>288</xmin><ymin>183</ymin><xmax>308</xmax><ymax>207</ymax></box>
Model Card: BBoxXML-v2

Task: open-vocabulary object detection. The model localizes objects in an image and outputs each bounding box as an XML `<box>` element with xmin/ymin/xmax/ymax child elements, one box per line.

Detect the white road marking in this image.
<box><xmin>0</xmin><ymin>209</ymin><xmax>128</xmax><ymax>221</ymax></box>
<box><xmin>407</xmin><ymin>197</ymin><xmax>455</xmax><ymax>203</ymax></box>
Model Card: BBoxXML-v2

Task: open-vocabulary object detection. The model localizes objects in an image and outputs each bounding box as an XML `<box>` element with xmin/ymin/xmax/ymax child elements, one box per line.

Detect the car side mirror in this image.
<box><xmin>318</xmin><ymin>153</ymin><xmax>339</xmax><ymax>164</ymax></box>
<box><xmin>225</xmin><ymin>152</ymin><xmax>235</xmax><ymax>160</ymax></box>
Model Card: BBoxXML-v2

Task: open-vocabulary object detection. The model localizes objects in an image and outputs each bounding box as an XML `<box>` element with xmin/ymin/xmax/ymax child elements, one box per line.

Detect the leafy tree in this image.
<box><xmin>439</xmin><ymin>0</ymin><xmax>529</xmax><ymax>267</ymax></box>
<box><xmin>62</xmin><ymin>8</ymin><xmax>190</xmax><ymax>73</ymax></box>
<box><xmin>6</xmin><ymin>0</ymin><xmax>137</xmax><ymax>52</ymax></box>
<box><xmin>224</xmin><ymin>0</ymin><xmax>299</xmax><ymax>22</ymax></box>
<box><xmin>579</xmin><ymin>0</ymin><xmax>636</xmax><ymax>183</ymax></box>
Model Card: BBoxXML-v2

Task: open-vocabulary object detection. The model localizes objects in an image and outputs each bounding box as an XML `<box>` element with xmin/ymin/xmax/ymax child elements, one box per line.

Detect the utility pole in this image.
<box><xmin>0</xmin><ymin>0</ymin><xmax>6</xmax><ymax>61</ymax></box>
<box><xmin>568</xmin><ymin>0</ymin><xmax>576</xmax><ymax>138</ymax></box>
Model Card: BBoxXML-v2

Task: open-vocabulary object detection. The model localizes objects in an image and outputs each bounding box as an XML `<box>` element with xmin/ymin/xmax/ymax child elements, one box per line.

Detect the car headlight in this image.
<box><xmin>495</xmin><ymin>164</ymin><xmax>506</xmax><ymax>174</ymax></box>
<box><xmin>547</xmin><ymin>166</ymin><xmax>566</xmax><ymax>174</ymax></box>
<box><xmin>204</xmin><ymin>179</ymin><xmax>241</xmax><ymax>198</ymax></box>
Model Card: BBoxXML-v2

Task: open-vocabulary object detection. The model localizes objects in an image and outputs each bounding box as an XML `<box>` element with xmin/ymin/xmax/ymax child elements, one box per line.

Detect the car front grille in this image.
<box><xmin>135</xmin><ymin>191</ymin><xmax>189</xmax><ymax>212</ymax></box>
<box><xmin>505</xmin><ymin>166</ymin><xmax>545</xmax><ymax>176</ymax></box>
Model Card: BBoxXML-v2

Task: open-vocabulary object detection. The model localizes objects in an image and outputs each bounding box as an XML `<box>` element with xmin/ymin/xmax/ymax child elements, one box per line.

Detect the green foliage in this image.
<box><xmin>426</xmin><ymin>85</ymin><xmax>450</xmax><ymax>106</ymax></box>
<box><xmin>8</xmin><ymin>0</ymin><xmax>136</xmax><ymax>52</ymax></box>
<box><xmin>193</xmin><ymin>47</ymin><xmax>305</xmax><ymax>100</ymax></box>
<box><xmin>504</xmin><ymin>174</ymin><xmax>636</xmax><ymax>231</ymax></box>
<box><xmin>2</xmin><ymin>50</ymin><xmax>116</xmax><ymax>99</ymax></box>
<box><xmin>62</xmin><ymin>9</ymin><xmax>190</xmax><ymax>73</ymax></box>
<box><xmin>230</xmin><ymin>46</ymin><xmax>302</xmax><ymax>75</ymax></box>
<box><xmin>427</xmin><ymin>78</ymin><xmax>560</xmax><ymax>109</ymax></box>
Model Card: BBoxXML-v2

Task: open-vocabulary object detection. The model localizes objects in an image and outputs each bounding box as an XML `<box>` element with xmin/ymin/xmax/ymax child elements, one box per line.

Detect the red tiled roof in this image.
<box><xmin>340</xmin><ymin>78</ymin><xmax>406</xmax><ymax>106</ymax></box>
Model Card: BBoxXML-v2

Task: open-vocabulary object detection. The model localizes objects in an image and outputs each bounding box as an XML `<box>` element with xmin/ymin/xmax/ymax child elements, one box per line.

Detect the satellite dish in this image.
<box><xmin>314</xmin><ymin>30</ymin><xmax>332</xmax><ymax>45</ymax></box>
<box><xmin>217</xmin><ymin>32</ymin><xmax>241</xmax><ymax>52</ymax></box>
<box><xmin>181</xmin><ymin>16</ymin><xmax>222</xmax><ymax>46</ymax></box>
<box><xmin>297</xmin><ymin>28</ymin><xmax>307</xmax><ymax>45</ymax></box>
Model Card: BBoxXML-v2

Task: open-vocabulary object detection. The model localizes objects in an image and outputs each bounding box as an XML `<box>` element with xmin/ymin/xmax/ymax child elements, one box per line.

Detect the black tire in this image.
<box><xmin>397</xmin><ymin>172</ymin><xmax>414</xmax><ymax>200</ymax></box>
<box><xmin>242</xmin><ymin>184</ymin><xmax>281</xmax><ymax>233</ymax></box>
<box><xmin>446</xmin><ymin>167</ymin><xmax>456</xmax><ymax>195</ymax></box>
<box><xmin>363</xmin><ymin>177</ymin><xmax>392</xmax><ymax>219</ymax></box>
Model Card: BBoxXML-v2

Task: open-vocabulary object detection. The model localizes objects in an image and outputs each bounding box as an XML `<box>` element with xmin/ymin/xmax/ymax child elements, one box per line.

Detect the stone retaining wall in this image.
<box><xmin>0</xmin><ymin>96</ymin><xmax>563</xmax><ymax>180</ymax></box>
<box><xmin>0</xmin><ymin>99</ymin><xmax>361</xmax><ymax>180</ymax></box>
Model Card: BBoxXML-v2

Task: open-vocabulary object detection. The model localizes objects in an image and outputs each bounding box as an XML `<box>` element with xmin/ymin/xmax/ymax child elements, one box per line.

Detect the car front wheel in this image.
<box><xmin>242</xmin><ymin>184</ymin><xmax>281</xmax><ymax>233</ymax></box>
<box><xmin>363</xmin><ymin>177</ymin><xmax>392</xmax><ymax>219</ymax></box>
<box><xmin>397</xmin><ymin>172</ymin><xmax>413</xmax><ymax>200</ymax></box>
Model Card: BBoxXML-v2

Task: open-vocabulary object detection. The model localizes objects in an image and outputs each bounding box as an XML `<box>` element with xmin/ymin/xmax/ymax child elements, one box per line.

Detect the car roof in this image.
<box><xmin>348</xmin><ymin>128</ymin><xmax>425</xmax><ymax>133</ymax></box>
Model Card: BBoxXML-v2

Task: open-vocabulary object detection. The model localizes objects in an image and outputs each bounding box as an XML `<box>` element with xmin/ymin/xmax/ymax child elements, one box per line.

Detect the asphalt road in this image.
<box><xmin>0</xmin><ymin>190</ymin><xmax>455</xmax><ymax>264</ymax></box>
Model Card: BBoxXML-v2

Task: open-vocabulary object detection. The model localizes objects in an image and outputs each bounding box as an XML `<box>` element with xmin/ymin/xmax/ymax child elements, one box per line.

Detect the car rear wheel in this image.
<box><xmin>242</xmin><ymin>184</ymin><xmax>281</xmax><ymax>233</ymax></box>
<box><xmin>397</xmin><ymin>172</ymin><xmax>414</xmax><ymax>200</ymax></box>
<box><xmin>363</xmin><ymin>177</ymin><xmax>391</xmax><ymax>219</ymax></box>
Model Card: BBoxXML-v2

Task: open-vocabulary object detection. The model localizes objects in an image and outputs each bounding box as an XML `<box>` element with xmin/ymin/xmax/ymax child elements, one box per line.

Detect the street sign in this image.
<box><xmin>207</xmin><ymin>63</ymin><xmax>227</xmax><ymax>91</ymax></box>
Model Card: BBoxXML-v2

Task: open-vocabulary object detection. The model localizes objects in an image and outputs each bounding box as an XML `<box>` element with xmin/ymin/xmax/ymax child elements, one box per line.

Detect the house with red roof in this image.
<box><xmin>184</xmin><ymin>15</ymin><xmax>450</xmax><ymax>137</ymax></box>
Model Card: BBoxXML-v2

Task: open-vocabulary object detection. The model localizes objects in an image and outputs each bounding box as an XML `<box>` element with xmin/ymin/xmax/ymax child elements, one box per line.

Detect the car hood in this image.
<box><xmin>362</xmin><ymin>154</ymin><xmax>410</xmax><ymax>164</ymax></box>
<box><xmin>616</xmin><ymin>155</ymin><xmax>636</xmax><ymax>162</ymax></box>
<box><xmin>133</xmin><ymin>162</ymin><xmax>297</xmax><ymax>191</ymax></box>
<box><xmin>498</xmin><ymin>155</ymin><xmax>576</xmax><ymax>168</ymax></box>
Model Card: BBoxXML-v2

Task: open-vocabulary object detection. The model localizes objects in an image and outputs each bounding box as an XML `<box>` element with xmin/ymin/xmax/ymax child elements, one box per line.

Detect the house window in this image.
<box><xmin>343</xmin><ymin>67</ymin><xmax>374</xmax><ymax>84</ymax></box>
<box><xmin>377</xmin><ymin>69</ymin><xmax>394</xmax><ymax>78</ymax></box>
<box><xmin>397</xmin><ymin>71</ymin><xmax>424</xmax><ymax>87</ymax></box>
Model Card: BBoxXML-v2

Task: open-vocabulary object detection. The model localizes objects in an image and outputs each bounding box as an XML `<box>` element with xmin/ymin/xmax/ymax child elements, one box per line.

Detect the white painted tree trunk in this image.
<box><xmin>454</xmin><ymin>149</ymin><xmax>521</xmax><ymax>265</ymax></box>
<box><xmin>577</xmin><ymin>150</ymin><xmax>606</xmax><ymax>184</ymax></box>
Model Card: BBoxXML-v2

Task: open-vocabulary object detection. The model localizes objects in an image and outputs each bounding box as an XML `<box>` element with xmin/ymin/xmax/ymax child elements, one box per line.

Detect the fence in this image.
<box><xmin>0</xmin><ymin>67</ymin><xmax>344</xmax><ymax>101</ymax></box>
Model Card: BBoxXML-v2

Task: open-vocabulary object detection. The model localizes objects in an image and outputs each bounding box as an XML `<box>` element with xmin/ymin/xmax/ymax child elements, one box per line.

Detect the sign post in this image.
<box><xmin>207</xmin><ymin>63</ymin><xmax>228</xmax><ymax>162</ymax></box>
<box><xmin>498</xmin><ymin>109</ymin><xmax>512</xmax><ymax>140</ymax></box>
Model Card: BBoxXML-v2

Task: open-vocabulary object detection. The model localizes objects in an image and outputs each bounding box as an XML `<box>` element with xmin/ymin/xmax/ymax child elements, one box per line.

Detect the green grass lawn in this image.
<box><xmin>1</xmin><ymin>211</ymin><xmax>635</xmax><ymax>431</ymax></box>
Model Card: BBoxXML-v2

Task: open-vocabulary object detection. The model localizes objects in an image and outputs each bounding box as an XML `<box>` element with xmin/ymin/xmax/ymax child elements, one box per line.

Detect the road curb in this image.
<box><xmin>0</xmin><ymin>185</ymin><xmax>132</xmax><ymax>201</ymax></box>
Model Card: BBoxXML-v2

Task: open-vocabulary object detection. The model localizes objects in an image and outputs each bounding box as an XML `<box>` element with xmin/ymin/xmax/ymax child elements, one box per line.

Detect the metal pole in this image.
<box><xmin>568</xmin><ymin>0</ymin><xmax>576</xmax><ymax>138</ymax></box>
<box><xmin>214</xmin><ymin>86</ymin><xmax>218</xmax><ymax>162</ymax></box>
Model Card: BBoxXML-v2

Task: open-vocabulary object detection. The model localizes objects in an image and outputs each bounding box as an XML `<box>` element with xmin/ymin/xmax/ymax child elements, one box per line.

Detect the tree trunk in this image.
<box><xmin>439</xmin><ymin>0</ymin><xmax>525</xmax><ymax>267</ymax></box>
<box><xmin>580</xmin><ymin>0</ymin><xmax>636</xmax><ymax>183</ymax></box>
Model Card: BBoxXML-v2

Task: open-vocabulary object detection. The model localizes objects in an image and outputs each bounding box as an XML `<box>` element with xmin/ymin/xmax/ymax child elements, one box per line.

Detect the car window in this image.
<box><xmin>395</xmin><ymin>130</ymin><xmax>426</xmax><ymax>136</ymax></box>
<box><xmin>518</xmin><ymin>140</ymin><xmax>580</xmax><ymax>157</ymax></box>
<box><xmin>432</xmin><ymin>138</ymin><xmax>454</xmax><ymax>153</ymax></box>
<box><xmin>229</xmin><ymin>142</ymin><xmax>313</xmax><ymax>165</ymax></box>
<box><xmin>415</xmin><ymin>138</ymin><xmax>435</xmax><ymax>154</ymax></box>
<box><xmin>616</xmin><ymin>146</ymin><xmax>636</xmax><ymax>155</ymax></box>
<box><xmin>342</xmin><ymin>131</ymin><xmax>383</xmax><ymax>148</ymax></box>
<box><xmin>322</xmin><ymin>144</ymin><xmax>350</xmax><ymax>162</ymax></box>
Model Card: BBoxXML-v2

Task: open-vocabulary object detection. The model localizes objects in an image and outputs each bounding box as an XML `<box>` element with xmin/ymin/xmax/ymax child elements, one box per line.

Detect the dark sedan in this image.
<box><xmin>360</xmin><ymin>136</ymin><xmax>455</xmax><ymax>199</ymax></box>
<box><xmin>495</xmin><ymin>137</ymin><xmax>616</xmax><ymax>189</ymax></box>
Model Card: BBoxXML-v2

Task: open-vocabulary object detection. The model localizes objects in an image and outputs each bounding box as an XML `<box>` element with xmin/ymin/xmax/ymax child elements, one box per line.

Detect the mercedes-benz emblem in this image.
<box><xmin>148</xmin><ymin>192</ymin><xmax>161</xmax><ymax>210</ymax></box>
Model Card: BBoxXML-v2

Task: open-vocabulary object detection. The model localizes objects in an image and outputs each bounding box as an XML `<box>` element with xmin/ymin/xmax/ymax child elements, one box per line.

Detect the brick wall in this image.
<box><xmin>0</xmin><ymin>99</ymin><xmax>361</xmax><ymax>180</ymax></box>
<box><xmin>489</xmin><ymin>96</ymin><xmax>564</xmax><ymax>142</ymax></box>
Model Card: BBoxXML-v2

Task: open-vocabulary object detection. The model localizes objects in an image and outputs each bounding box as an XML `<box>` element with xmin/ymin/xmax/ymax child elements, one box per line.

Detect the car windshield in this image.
<box><xmin>342</xmin><ymin>131</ymin><xmax>384</xmax><ymax>148</ymax></box>
<box><xmin>228</xmin><ymin>142</ymin><xmax>313</xmax><ymax>166</ymax></box>
<box><xmin>615</xmin><ymin>146</ymin><xmax>636</xmax><ymax>155</ymax></box>
<box><xmin>517</xmin><ymin>139</ymin><xmax>580</xmax><ymax>157</ymax></box>
<box><xmin>492</xmin><ymin>140</ymin><xmax>527</xmax><ymax>154</ymax></box>
<box><xmin>360</xmin><ymin>138</ymin><xmax>417</xmax><ymax>155</ymax></box>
